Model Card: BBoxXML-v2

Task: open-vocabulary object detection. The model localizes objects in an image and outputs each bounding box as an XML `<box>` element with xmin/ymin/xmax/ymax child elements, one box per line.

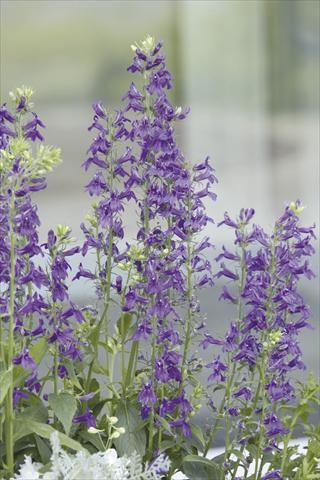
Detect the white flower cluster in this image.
<box><xmin>12</xmin><ymin>432</ymin><xmax>170</xmax><ymax>480</ymax></box>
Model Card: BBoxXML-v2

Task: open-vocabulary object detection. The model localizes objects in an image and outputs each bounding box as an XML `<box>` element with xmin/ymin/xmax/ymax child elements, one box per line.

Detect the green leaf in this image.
<box><xmin>30</xmin><ymin>338</ymin><xmax>48</xmax><ymax>363</ymax></box>
<box><xmin>48</xmin><ymin>392</ymin><xmax>77</xmax><ymax>435</ymax></box>
<box><xmin>63</xmin><ymin>358</ymin><xmax>82</xmax><ymax>390</ymax></box>
<box><xmin>79</xmin><ymin>430</ymin><xmax>105</xmax><ymax>451</ymax></box>
<box><xmin>117</xmin><ymin>312</ymin><xmax>132</xmax><ymax>339</ymax></box>
<box><xmin>183</xmin><ymin>455</ymin><xmax>224</xmax><ymax>480</ymax></box>
<box><xmin>0</xmin><ymin>367</ymin><xmax>12</xmax><ymax>404</ymax></box>
<box><xmin>14</xmin><ymin>403</ymin><xmax>49</xmax><ymax>441</ymax></box>
<box><xmin>190</xmin><ymin>424</ymin><xmax>206</xmax><ymax>449</ymax></box>
<box><xmin>23</xmin><ymin>419</ymin><xmax>85</xmax><ymax>452</ymax></box>
<box><xmin>89</xmin><ymin>324</ymin><xmax>100</xmax><ymax>349</ymax></box>
<box><xmin>155</xmin><ymin>414</ymin><xmax>173</xmax><ymax>435</ymax></box>
<box><xmin>34</xmin><ymin>435</ymin><xmax>51</xmax><ymax>464</ymax></box>
<box><xmin>114</xmin><ymin>402</ymin><xmax>146</xmax><ymax>457</ymax></box>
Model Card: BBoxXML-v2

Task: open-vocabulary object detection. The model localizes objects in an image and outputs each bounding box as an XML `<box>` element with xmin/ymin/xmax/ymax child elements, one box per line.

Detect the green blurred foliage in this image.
<box><xmin>0</xmin><ymin>0</ymin><xmax>180</xmax><ymax>106</ymax></box>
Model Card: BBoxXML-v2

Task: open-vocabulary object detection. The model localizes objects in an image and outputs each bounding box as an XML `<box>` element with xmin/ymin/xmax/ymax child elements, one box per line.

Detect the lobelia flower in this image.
<box><xmin>0</xmin><ymin>87</ymin><xmax>62</xmax><ymax>406</ymax></box>
<box><xmin>138</xmin><ymin>382</ymin><xmax>156</xmax><ymax>405</ymax></box>
<box><xmin>118</xmin><ymin>36</ymin><xmax>218</xmax><ymax>439</ymax></box>
<box><xmin>261</xmin><ymin>471</ymin><xmax>284</xmax><ymax>480</ymax></box>
<box><xmin>73</xmin><ymin>407</ymin><xmax>96</xmax><ymax>428</ymax></box>
<box><xmin>205</xmin><ymin>202</ymin><xmax>315</xmax><ymax>460</ymax></box>
<box><xmin>44</xmin><ymin>227</ymin><xmax>83</xmax><ymax>380</ymax></box>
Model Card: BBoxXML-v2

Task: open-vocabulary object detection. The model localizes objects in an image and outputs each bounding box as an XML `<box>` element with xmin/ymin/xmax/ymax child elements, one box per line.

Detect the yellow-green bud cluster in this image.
<box><xmin>9</xmin><ymin>85</ymin><xmax>34</xmax><ymax>109</ymax></box>
<box><xmin>289</xmin><ymin>201</ymin><xmax>305</xmax><ymax>215</ymax></box>
<box><xmin>131</xmin><ymin>34</ymin><xmax>155</xmax><ymax>55</ymax></box>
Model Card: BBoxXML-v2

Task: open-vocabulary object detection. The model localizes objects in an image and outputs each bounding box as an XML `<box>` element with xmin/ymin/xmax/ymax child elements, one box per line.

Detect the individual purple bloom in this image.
<box><xmin>79</xmin><ymin>391</ymin><xmax>97</xmax><ymax>401</ymax></box>
<box><xmin>233</xmin><ymin>335</ymin><xmax>260</xmax><ymax>366</ymax></box>
<box><xmin>0</xmin><ymin>123</ymin><xmax>16</xmax><ymax>137</ymax></box>
<box><xmin>52</xmin><ymin>280</ymin><xmax>68</xmax><ymax>302</ymax></box>
<box><xmin>195</xmin><ymin>273</ymin><xmax>213</xmax><ymax>288</ymax></box>
<box><xmin>215</xmin><ymin>246</ymin><xmax>240</xmax><ymax>262</ymax></box>
<box><xmin>266</xmin><ymin>379</ymin><xmax>295</xmax><ymax>402</ymax></box>
<box><xmin>206</xmin><ymin>356</ymin><xmax>228</xmax><ymax>382</ymax></box>
<box><xmin>228</xmin><ymin>407</ymin><xmax>239</xmax><ymax>416</ymax></box>
<box><xmin>264</xmin><ymin>413</ymin><xmax>289</xmax><ymax>437</ymax></box>
<box><xmin>217</xmin><ymin>212</ymin><xmax>238</xmax><ymax>229</ymax></box>
<box><xmin>23</xmin><ymin>113</ymin><xmax>45</xmax><ymax>141</ymax></box>
<box><xmin>141</xmin><ymin>405</ymin><xmax>152</xmax><ymax>420</ymax></box>
<box><xmin>73</xmin><ymin>407</ymin><xmax>96</xmax><ymax>428</ymax></box>
<box><xmin>223</xmin><ymin>322</ymin><xmax>239</xmax><ymax>352</ymax></box>
<box><xmin>215</xmin><ymin>263</ymin><xmax>238</xmax><ymax>281</ymax></box>
<box><xmin>200</xmin><ymin>334</ymin><xmax>224</xmax><ymax>350</ymax></box>
<box><xmin>261</xmin><ymin>471</ymin><xmax>284</xmax><ymax>480</ymax></box>
<box><xmin>219</xmin><ymin>285</ymin><xmax>237</xmax><ymax>303</ymax></box>
<box><xmin>19</xmin><ymin>263</ymin><xmax>49</xmax><ymax>289</ymax></box>
<box><xmin>138</xmin><ymin>382</ymin><xmax>156</xmax><ymax>405</ymax></box>
<box><xmin>13</xmin><ymin>388</ymin><xmax>28</xmax><ymax>408</ymax></box>
<box><xmin>17</xmin><ymin>95</ymin><xmax>27</xmax><ymax>111</ymax></box>
<box><xmin>92</xmin><ymin>101</ymin><xmax>106</xmax><ymax>118</ymax></box>
<box><xmin>85</xmin><ymin>171</ymin><xmax>107</xmax><ymax>196</ymax></box>
<box><xmin>132</xmin><ymin>320</ymin><xmax>152</xmax><ymax>340</ymax></box>
<box><xmin>57</xmin><ymin>365</ymin><xmax>68</xmax><ymax>378</ymax></box>
<box><xmin>72</xmin><ymin>263</ymin><xmax>95</xmax><ymax>281</ymax></box>
<box><xmin>13</xmin><ymin>348</ymin><xmax>36</xmax><ymax>370</ymax></box>
<box><xmin>0</xmin><ymin>103</ymin><xmax>15</xmax><ymax>122</ymax></box>
<box><xmin>123</xmin><ymin>288</ymin><xmax>149</xmax><ymax>311</ymax></box>
<box><xmin>234</xmin><ymin>387</ymin><xmax>252</xmax><ymax>401</ymax></box>
<box><xmin>170</xmin><ymin>419</ymin><xmax>192</xmax><ymax>438</ymax></box>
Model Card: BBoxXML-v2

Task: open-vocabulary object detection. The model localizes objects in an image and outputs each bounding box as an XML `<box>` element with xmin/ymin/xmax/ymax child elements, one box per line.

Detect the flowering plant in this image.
<box><xmin>0</xmin><ymin>36</ymin><xmax>319</xmax><ymax>480</ymax></box>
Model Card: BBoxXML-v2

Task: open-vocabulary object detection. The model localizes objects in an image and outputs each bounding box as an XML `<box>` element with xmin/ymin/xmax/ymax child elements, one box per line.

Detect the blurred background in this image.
<box><xmin>1</xmin><ymin>0</ymin><xmax>319</xmax><ymax>435</ymax></box>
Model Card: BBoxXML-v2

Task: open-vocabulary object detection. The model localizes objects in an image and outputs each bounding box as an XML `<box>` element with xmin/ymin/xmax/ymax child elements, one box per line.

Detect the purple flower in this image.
<box><xmin>200</xmin><ymin>334</ymin><xmax>224</xmax><ymax>350</ymax></box>
<box><xmin>13</xmin><ymin>348</ymin><xmax>36</xmax><ymax>370</ymax></box>
<box><xmin>170</xmin><ymin>418</ymin><xmax>192</xmax><ymax>438</ymax></box>
<box><xmin>261</xmin><ymin>471</ymin><xmax>284</xmax><ymax>480</ymax></box>
<box><xmin>85</xmin><ymin>171</ymin><xmax>107</xmax><ymax>196</ymax></box>
<box><xmin>234</xmin><ymin>387</ymin><xmax>252</xmax><ymax>401</ymax></box>
<box><xmin>228</xmin><ymin>407</ymin><xmax>239</xmax><ymax>416</ymax></box>
<box><xmin>73</xmin><ymin>407</ymin><xmax>96</xmax><ymax>428</ymax></box>
<box><xmin>79</xmin><ymin>391</ymin><xmax>97</xmax><ymax>401</ymax></box>
<box><xmin>13</xmin><ymin>388</ymin><xmax>28</xmax><ymax>408</ymax></box>
<box><xmin>206</xmin><ymin>356</ymin><xmax>228</xmax><ymax>382</ymax></box>
<box><xmin>92</xmin><ymin>102</ymin><xmax>106</xmax><ymax>118</ymax></box>
<box><xmin>216</xmin><ymin>263</ymin><xmax>238</xmax><ymax>281</ymax></box>
<box><xmin>266</xmin><ymin>380</ymin><xmax>295</xmax><ymax>402</ymax></box>
<box><xmin>138</xmin><ymin>382</ymin><xmax>156</xmax><ymax>405</ymax></box>
<box><xmin>264</xmin><ymin>413</ymin><xmax>289</xmax><ymax>437</ymax></box>
<box><xmin>23</xmin><ymin>113</ymin><xmax>45</xmax><ymax>141</ymax></box>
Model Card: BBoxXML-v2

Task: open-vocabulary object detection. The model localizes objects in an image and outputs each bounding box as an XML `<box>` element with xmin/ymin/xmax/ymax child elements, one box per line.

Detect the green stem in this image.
<box><xmin>254</xmin><ymin>357</ymin><xmax>267</xmax><ymax>479</ymax></box>
<box><xmin>86</xmin><ymin>151</ymin><xmax>114</xmax><ymax>392</ymax></box>
<box><xmin>147</xmin><ymin>296</ymin><xmax>156</xmax><ymax>459</ymax></box>
<box><xmin>124</xmin><ymin>340</ymin><xmax>138</xmax><ymax>388</ymax></box>
<box><xmin>5</xmin><ymin>191</ymin><xmax>15</xmax><ymax>475</ymax></box>
<box><xmin>224</xmin><ymin>353</ymin><xmax>233</xmax><ymax>460</ymax></box>
<box><xmin>104</xmin><ymin>229</ymin><xmax>113</xmax><ymax>369</ymax></box>
<box><xmin>119</xmin><ymin>265</ymin><xmax>133</xmax><ymax>393</ymax></box>
<box><xmin>254</xmin><ymin>240</ymin><xmax>276</xmax><ymax>479</ymax></box>
<box><xmin>204</xmin><ymin>394</ymin><xmax>227</xmax><ymax>456</ymax></box>
<box><xmin>52</xmin><ymin>302</ymin><xmax>58</xmax><ymax>395</ymax></box>
<box><xmin>280</xmin><ymin>405</ymin><xmax>307</xmax><ymax>476</ymax></box>
<box><xmin>180</xmin><ymin>195</ymin><xmax>192</xmax><ymax>391</ymax></box>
